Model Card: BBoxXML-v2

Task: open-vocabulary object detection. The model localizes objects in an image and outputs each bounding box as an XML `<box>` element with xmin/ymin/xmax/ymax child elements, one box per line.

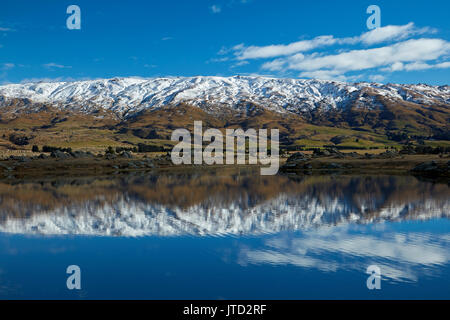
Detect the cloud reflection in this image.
<box><xmin>240</xmin><ymin>225</ymin><xmax>450</xmax><ymax>282</ymax></box>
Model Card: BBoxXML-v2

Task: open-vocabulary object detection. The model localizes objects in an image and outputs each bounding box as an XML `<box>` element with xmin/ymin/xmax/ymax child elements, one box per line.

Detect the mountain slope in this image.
<box><xmin>0</xmin><ymin>174</ymin><xmax>448</xmax><ymax>236</ymax></box>
<box><xmin>0</xmin><ymin>76</ymin><xmax>449</xmax><ymax>152</ymax></box>
<box><xmin>1</xmin><ymin>76</ymin><xmax>449</xmax><ymax>117</ymax></box>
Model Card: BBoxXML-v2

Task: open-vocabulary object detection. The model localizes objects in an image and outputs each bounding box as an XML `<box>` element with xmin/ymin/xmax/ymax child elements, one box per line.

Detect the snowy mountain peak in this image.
<box><xmin>0</xmin><ymin>76</ymin><xmax>449</xmax><ymax>117</ymax></box>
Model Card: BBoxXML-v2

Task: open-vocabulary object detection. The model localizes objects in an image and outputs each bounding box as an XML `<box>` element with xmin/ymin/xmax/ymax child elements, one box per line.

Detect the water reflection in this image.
<box><xmin>239</xmin><ymin>225</ymin><xmax>450</xmax><ymax>282</ymax></box>
<box><xmin>0</xmin><ymin>169</ymin><xmax>449</xmax><ymax>297</ymax></box>
<box><xmin>0</xmin><ymin>169</ymin><xmax>448</xmax><ymax>236</ymax></box>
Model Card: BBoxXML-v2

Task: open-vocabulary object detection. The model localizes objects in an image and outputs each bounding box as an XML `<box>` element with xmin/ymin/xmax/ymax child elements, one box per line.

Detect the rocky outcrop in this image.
<box><xmin>410</xmin><ymin>161</ymin><xmax>450</xmax><ymax>177</ymax></box>
<box><xmin>50</xmin><ymin>150</ymin><xmax>72</xmax><ymax>160</ymax></box>
<box><xmin>281</xmin><ymin>152</ymin><xmax>310</xmax><ymax>170</ymax></box>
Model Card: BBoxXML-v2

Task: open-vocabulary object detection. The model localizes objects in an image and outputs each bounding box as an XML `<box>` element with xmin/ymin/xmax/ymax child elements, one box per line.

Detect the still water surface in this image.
<box><xmin>0</xmin><ymin>168</ymin><xmax>449</xmax><ymax>299</ymax></box>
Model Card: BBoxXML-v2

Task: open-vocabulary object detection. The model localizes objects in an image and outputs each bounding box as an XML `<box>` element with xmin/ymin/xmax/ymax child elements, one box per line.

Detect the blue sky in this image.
<box><xmin>0</xmin><ymin>0</ymin><xmax>449</xmax><ymax>84</ymax></box>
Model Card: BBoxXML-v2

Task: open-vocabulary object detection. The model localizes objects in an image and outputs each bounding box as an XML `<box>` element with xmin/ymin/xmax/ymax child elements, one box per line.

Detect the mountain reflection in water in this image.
<box><xmin>0</xmin><ymin>169</ymin><xmax>449</xmax><ymax>298</ymax></box>
<box><xmin>0</xmin><ymin>169</ymin><xmax>448</xmax><ymax>236</ymax></box>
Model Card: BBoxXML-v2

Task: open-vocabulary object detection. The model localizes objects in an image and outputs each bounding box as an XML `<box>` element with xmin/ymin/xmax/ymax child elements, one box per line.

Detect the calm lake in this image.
<box><xmin>0</xmin><ymin>168</ymin><xmax>449</xmax><ymax>299</ymax></box>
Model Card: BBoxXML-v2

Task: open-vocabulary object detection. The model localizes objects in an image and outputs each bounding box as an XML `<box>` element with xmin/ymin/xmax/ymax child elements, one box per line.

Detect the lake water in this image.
<box><xmin>0</xmin><ymin>168</ymin><xmax>449</xmax><ymax>299</ymax></box>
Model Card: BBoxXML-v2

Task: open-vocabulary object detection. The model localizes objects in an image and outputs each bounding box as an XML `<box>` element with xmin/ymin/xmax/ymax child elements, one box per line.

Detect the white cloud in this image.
<box><xmin>19</xmin><ymin>76</ymin><xmax>93</xmax><ymax>84</ymax></box>
<box><xmin>213</xmin><ymin>21</ymin><xmax>447</xmax><ymax>81</ymax></box>
<box><xmin>43</xmin><ymin>63</ymin><xmax>72</xmax><ymax>69</ymax></box>
<box><xmin>230</xmin><ymin>60</ymin><xmax>249</xmax><ymax>68</ymax></box>
<box><xmin>235</xmin><ymin>35</ymin><xmax>337</xmax><ymax>60</ymax></box>
<box><xmin>210</xmin><ymin>0</ymin><xmax>252</xmax><ymax>14</ymax></box>
<box><xmin>436</xmin><ymin>61</ymin><xmax>450</xmax><ymax>69</ymax></box>
<box><xmin>2</xmin><ymin>63</ymin><xmax>14</xmax><ymax>70</ymax></box>
<box><xmin>359</xmin><ymin>22</ymin><xmax>435</xmax><ymax>45</ymax></box>
<box><xmin>383</xmin><ymin>60</ymin><xmax>450</xmax><ymax>72</ymax></box>
<box><xmin>231</xmin><ymin>23</ymin><xmax>437</xmax><ymax>61</ymax></box>
<box><xmin>403</xmin><ymin>62</ymin><xmax>429</xmax><ymax>71</ymax></box>
<box><xmin>382</xmin><ymin>61</ymin><xmax>405</xmax><ymax>72</ymax></box>
<box><xmin>297</xmin><ymin>69</ymin><xmax>350</xmax><ymax>82</ymax></box>
<box><xmin>210</xmin><ymin>5</ymin><xmax>222</xmax><ymax>13</ymax></box>
<box><xmin>368</xmin><ymin>74</ymin><xmax>385</xmax><ymax>82</ymax></box>
<box><xmin>263</xmin><ymin>39</ymin><xmax>450</xmax><ymax>76</ymax></box>
<box><xmin>210</xmin><ymin>57</ymin><xmax>229</xmax><ymax>63</ymax></box>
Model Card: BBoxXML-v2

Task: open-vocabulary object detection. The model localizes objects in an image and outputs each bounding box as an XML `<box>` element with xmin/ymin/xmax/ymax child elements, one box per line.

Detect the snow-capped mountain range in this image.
<box><xmin>0</xmin><ymin>76</ymin><xmax>449</xmax><ymax>118</ymax></box>
<box><xmin>0</xmin><ymin>192</ymin><xmax>448</xmax><ymax>237</ymax></box>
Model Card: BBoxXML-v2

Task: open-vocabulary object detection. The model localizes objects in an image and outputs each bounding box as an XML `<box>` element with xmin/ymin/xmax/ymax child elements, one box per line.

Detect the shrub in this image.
<box><xmin>115</xmin><ymin>146</ymin><xmax>136</xmax><ymax>153</ymax></box>
<box><xmin>42</xmin><ymin>145</ymin><xmax>72</xmax><ymax>153</ymax></box>
<box><xmin>105</xmin><ymin>146</ymin><xmax>115</xmax><ymax>154</ymax></box>
<box><xmin>138</xmin><ymin>143</ymin><xmax>164</xmax><ymax>153</ymax></box>
<box><xmin>9</xmin><ymin>134</ymin><xmax>29</xmax><ymax>146</ymax></box>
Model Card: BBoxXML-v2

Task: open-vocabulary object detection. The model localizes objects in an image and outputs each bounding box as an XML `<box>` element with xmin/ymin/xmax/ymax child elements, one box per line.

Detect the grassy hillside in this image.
<box><xmin>0</xmin><ymin>102</ymin><xmax>448</xmax><ymax>156</ymax></box>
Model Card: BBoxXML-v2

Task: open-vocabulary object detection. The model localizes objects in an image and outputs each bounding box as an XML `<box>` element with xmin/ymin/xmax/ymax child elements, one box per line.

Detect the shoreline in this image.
<box><xmin>0</xmin><ymin>153</ymin><xmax>448</xmax><ymax>181</ymax></box>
